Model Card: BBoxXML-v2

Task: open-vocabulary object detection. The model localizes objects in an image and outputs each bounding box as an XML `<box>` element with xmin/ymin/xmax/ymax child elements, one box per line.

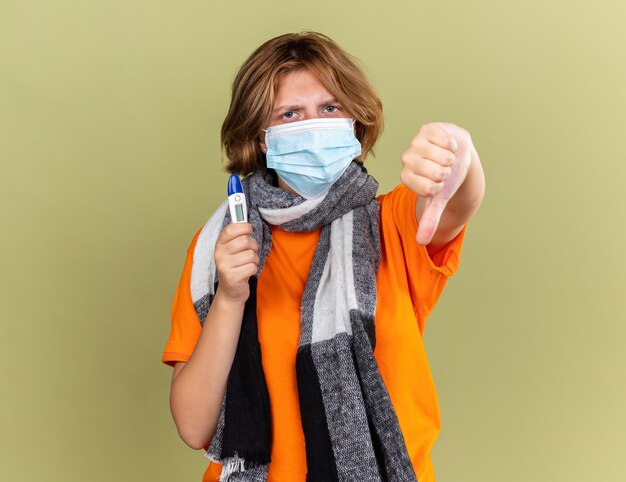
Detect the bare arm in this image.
<box><xmin>169</xmin><ymin>223</ymin><xmax>259</xmax><ymax>450</ymax></box>
<box><xmin>169</xmin><ymin>293</ymin><xmax>244</xmax><ymax>449</ymax></box>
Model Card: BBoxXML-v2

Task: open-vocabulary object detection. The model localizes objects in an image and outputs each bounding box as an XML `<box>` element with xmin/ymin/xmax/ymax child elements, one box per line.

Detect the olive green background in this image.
<box><xmin>1</xmin><ymin>0</ymin><xmax>625</xmax><ymax>480</ymax></box>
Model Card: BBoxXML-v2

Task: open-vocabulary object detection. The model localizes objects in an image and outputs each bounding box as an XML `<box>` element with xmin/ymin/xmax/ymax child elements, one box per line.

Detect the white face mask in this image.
<box><xmin>264</xmin><ymin>118</ymin><xmax>362</xmax><ymax>199</ymax></box>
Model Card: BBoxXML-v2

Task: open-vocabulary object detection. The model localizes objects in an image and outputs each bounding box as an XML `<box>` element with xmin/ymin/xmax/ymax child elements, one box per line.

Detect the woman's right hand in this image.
<box><xmin>214</xmin><ymin>223</ymin><xmax>259</xmax><ymax>304</ymax></box>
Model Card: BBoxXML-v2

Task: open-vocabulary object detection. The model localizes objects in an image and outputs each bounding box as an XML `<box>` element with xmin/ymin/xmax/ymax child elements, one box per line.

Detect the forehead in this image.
<box><xmin>274</xmin><ymin>70</ymin><xmax>334</xmax><ymax>105</ymax></box>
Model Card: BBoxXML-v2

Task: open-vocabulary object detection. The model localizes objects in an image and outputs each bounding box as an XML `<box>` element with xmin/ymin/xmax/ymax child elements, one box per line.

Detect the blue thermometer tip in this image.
<box><xmin>228</xmin><ymin>174</ymin><xmax>243</xmax><ymax>196</ymax></box>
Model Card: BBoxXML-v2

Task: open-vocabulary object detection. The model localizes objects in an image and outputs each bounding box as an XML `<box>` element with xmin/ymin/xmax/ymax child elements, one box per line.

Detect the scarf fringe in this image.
<box><xmin>205</xmin><ymin>451</ymin><xmax>269</xmax><ymax>482</ymax></box>
<box><xmin>218</xmin><ymin>454</ymin><xmax>246</xmax><ymax>482</ymax></box>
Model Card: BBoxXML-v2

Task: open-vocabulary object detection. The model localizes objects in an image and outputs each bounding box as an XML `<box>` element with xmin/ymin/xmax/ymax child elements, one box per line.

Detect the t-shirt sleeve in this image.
<box><xmin>378</xmin><ymin>184</ymin><xmax>467</xmax><ymax>333</ymax></box>
<box><xmin>161</xmin><ymin>228</ymin><xmax>204</xmax><ymax>367</ymax></box>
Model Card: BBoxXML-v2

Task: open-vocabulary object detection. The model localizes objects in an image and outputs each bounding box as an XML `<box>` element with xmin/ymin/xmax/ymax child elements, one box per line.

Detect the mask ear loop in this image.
<box><xmin>259</xmin><ymin>128</ymin><xmax>269</xmax><ymax>154</ymax></box>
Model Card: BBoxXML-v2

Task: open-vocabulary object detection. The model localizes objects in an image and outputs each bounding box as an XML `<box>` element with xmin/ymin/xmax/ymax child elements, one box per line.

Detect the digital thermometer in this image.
<box><xmin>227</xmin><ymin>174</ymin><xmax>248</xmax><ymax>223</ymax></box>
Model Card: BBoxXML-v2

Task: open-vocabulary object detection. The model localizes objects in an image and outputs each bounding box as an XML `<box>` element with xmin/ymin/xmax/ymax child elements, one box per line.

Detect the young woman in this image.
<box><xmin>162</xmin><ymin>31</ymin><xmax>485</xmax><ymax>482</ymax></box>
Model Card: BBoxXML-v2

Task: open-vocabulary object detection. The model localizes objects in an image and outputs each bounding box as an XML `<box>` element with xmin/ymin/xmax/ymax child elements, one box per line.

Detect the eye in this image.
<box><xmin>323</xmin><ymin>105</ymin><xmax>340</xmax><ymax>113</ymax></box>
<box><xmin>281</xmin><ymin>111</ymin><xmax>296</xmax><ymax>120</ymax></box>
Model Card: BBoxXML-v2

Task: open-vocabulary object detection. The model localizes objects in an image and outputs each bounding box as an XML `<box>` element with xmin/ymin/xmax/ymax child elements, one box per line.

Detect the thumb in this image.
<box><xmin>416</xmin><ymin>196</ymin><xmax>446</xmax><ymax>245</ymax></box>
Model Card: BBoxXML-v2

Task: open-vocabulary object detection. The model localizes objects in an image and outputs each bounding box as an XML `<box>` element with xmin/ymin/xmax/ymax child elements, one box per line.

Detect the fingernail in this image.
<box><xmin>450</xmin><ymin>138</ymin><xmax>458</xmax><ymax>151</ymax></box>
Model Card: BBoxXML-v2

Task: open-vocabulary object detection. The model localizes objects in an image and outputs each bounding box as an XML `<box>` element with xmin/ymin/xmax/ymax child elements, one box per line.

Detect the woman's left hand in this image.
<box><xmin>400</xmin><ymin>122</ymin><xmax>474</xmax><ymax>245</ymax></box>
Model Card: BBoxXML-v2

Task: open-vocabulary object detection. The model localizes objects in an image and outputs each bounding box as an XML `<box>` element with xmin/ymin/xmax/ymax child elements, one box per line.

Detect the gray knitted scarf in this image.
<box><xmin>189</xmin><ymin>162</ymin><xmax>417</xmax><ymax>482</ymax></box>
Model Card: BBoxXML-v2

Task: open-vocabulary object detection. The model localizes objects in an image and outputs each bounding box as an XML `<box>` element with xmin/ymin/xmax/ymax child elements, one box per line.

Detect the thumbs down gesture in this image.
<box><xmin>400</xmin><ymin>122</ymin><xmax>484</xmax><ymax>247</ymax></box>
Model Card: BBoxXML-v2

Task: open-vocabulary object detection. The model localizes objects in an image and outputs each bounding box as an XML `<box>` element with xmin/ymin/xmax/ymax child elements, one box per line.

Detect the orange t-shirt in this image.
<box><xmin>162</xmin><ymin>184</ymin><xmax>466</xmax><ymax>482</ymax></box>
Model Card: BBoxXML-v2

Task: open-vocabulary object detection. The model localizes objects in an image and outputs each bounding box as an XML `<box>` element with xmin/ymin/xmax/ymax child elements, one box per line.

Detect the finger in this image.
<box><xmin>425</xmin><ymin>123</ymin><xmax>457</xmax><ymax>152</ymax></box>
<box><xmin>221</xmin><ymin>235</ymin><xmax>258</xmax><ymax>256</ymax></box>
<box><xmin>223</xmin><ymin>263</ymin><xmax>259</xmax><ymax>284</ymax></box>
<box><xmin>423</xmin><ymin>142</ymin><xmax>456</xmax><ymax>167</ymax></box>
<box><xmin>406</xmin><ymin>136</ymin><xmax>456</xmax><ymax>167</ymax></box>
<box><xmin>416</xmin><ymin>197</ymin><xmax>447</xmax><ymax>245</ymax></box>
<box><xmin>227</xmin><ymin>249</ymin><xmax>260</xmax><ymax>269</ymax></box>
<box><xmin>218</xmin><ymin>223</ymin><xmax>253</xmax><ymax>244</ymax></box>
<box><xmin>402</xmin><ymin>154</ymin><xmax>452</xmax><ymax>183</ymax></box>
<box><xmin>400</xmin><ymin>169</ymin><xmax>446</xmax><ymax>198</ymax></box>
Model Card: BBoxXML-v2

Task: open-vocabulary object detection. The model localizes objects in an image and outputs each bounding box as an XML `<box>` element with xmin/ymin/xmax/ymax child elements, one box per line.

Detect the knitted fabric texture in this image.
<box><xmin>189</xmin><ymin>162</ymin><xmax>417</xmax><ymax>482</ymax></box>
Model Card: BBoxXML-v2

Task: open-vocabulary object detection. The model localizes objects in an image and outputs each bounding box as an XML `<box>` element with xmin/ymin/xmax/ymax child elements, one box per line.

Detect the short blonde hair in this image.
<box><xmin>221</xmin><ymin>32</ymin><xmax>384</xmax><ymax>175</ymax></box>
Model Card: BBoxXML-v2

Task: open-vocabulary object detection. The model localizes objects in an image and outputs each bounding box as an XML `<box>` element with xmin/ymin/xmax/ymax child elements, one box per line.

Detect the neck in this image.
<box><xmin>277</xmin><ymin>175</ymin><xmax>298</xmax><ymax>195</ymax></box>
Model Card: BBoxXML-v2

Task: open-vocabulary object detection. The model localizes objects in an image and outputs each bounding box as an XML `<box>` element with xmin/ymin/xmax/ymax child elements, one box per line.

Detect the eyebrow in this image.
<box><xmin>271</xmin><ymin>98</ymin><xmax>339</xmax><ymax>114</ymax></box>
